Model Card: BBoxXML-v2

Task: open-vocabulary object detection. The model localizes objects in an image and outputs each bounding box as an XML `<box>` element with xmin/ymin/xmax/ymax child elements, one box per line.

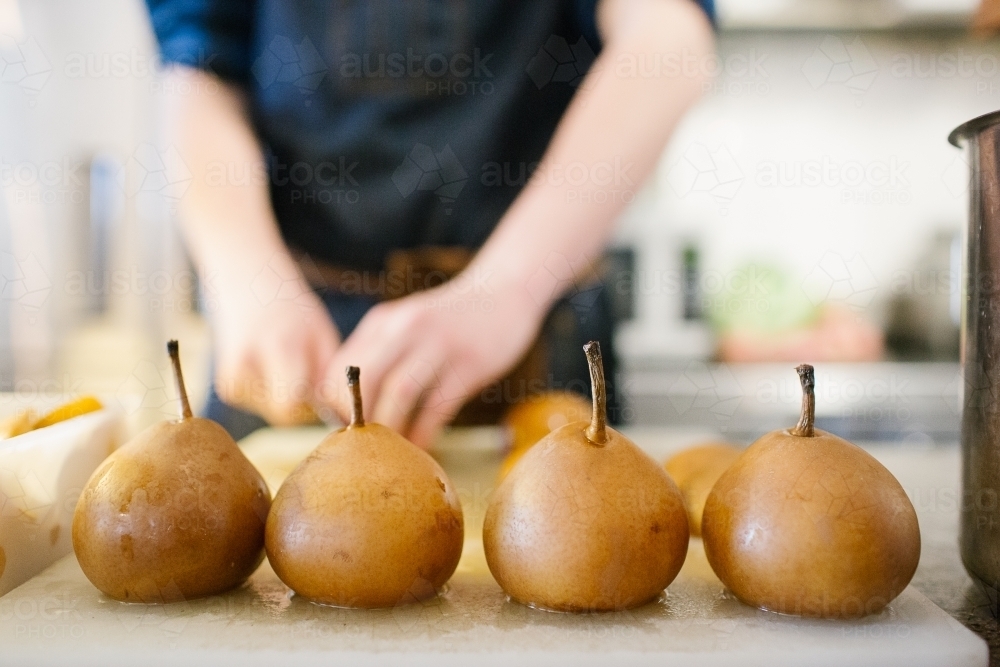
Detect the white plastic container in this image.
<box><xmin>0</xmin><ymin>409</ymin><xmax>124</xmax><ymax>596</ymax></box>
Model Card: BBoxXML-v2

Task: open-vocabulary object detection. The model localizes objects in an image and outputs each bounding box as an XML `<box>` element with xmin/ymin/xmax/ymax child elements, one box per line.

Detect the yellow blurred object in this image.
<box><xmin>0</xmin><ymin>411</ymin><xmax>37</xmax><ymax>439</ymax></box>
<box><xmin>32</xmin><ymin>396</ymin><xmax>103</xmax><ymax>430</ymax></box>
<box><xmin>665</xmin><ymin>443</ymin><xmax>742</xmax><ymax>537</ymax></box>
<box><xmin>502</xmin><ymin>391</ymin><xmax>592</xmax><ymax>452</ymax></box>
<box><xmin>498</xmin><ymin>391</ymin><xmax>592</xmax><ymax>482</ymax></box>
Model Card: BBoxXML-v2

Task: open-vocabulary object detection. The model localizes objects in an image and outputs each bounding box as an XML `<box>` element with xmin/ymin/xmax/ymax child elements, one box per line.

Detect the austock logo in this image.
<box><xmin>113</xmin><ymin>590</ymin><xmax>192</xmax><ymax>638</ymax></box>
<box><xmin>389</xmin><ymin>580</ymin><xmax>452</xmax><ymax>633</ymax></box>
<box><xmin>0</xmin><ymin>157</ymin><xmax>86</xmax><ymax>205</ymax></box>
<box><xmin>802</xmin><ymin>36</ymin><xmax>878</xmax><ymax>103</ymax></box>
<box><xmin>116</xmin><ymin>359</ymin><xmax>178</xmax><ymax>419</ymax></box>
<box><xmin>666</xmin><ymin>143</ymin><xmax>744</xmax><ymax>214</ymax></box>
<box><xmin>0</xmin><ymin>34</ymin><xmax>51</xmax><ymax>104</ymax></box>
<box><xmin>0</xmin><ymin>590</ymin><xmax>87</xmax><ymax>639</ymax></box>
<box><xmin>0</xmin><ymin>467</ymin><xmax>52</xmax><ymax>526</ymax></box>
<box><xmin>0</xmin><ymin>252</ymin><xmax>51</xmax><ymax>314</ymax></box>
<box><xmin>251</xmin><ymin>255</ymin><xmax>321</xmax><ymax>308</ymax></box>
<box><xmin>524</xmin><ymin>251</ymin><xmax>603</xmax><ymax>314</ymax></box>
<box><xmin>802</xmin><ymin>252</ymin><xmax>878</xmax><ymax>311</ymax></box>
<box><xmin>941</xmin><ymin>151</ymin><xmax>971</xmax><ymax>199</ymax></box>
<box><xmin>392</xmin><ymin>144</ymin><xmax>468</xmax><ymax>214</ymax></box>
<box><xmin>668</xmin><ymin>361</ymin><xmax>743</xmax><ymax>429</ymax></box>
<box><xmin>526</xmin><ymin>35</ymin><xmax>596</xmax><ymax>89</ymax></box>
<box><xmin>118</xmin><ymin>144</ymin><xmax>193</xmax><ymax>210</ymax></box>
<box><xmin>251</xmin><ymin>36</ymin><xmax>327</xmax><ymax>98</ymax></box>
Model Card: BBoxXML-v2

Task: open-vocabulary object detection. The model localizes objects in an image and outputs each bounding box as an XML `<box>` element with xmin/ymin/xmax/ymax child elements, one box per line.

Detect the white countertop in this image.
<box><xmin>0</xmin><ymin>427</ymin><xmax>988</xmax><ymax>666</ymax></box>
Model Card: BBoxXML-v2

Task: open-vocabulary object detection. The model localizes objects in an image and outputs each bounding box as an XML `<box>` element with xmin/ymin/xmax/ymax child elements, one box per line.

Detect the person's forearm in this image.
<box><xmin>467</xmin><ymin>0</ymin><xmax>713</xmax><ymax>314</ymax></box>
<box><xmin>163</xmin><ymin>67</ymin><xmax>302</xmax><ymax>307</ymax></box>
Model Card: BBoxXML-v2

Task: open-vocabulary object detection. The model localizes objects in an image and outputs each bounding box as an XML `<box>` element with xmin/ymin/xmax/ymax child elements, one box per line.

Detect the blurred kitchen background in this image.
<box><xmin>0</xmin><ymin>0</ymin><xmax>989</xmax><ymax>442</ymax></box>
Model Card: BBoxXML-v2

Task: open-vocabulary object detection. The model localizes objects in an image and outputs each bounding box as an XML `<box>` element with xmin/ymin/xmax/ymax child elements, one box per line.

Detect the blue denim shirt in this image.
<box><xmin>146</xmin><ymin>0</ymin><xmax>715</xmax><ymax>270</ymax></box>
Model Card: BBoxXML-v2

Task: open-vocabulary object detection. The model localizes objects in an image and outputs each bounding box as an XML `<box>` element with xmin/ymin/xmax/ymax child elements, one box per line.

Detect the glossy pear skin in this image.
<box><xmin>484</xmin><ymin>422</ymin><xmax>689</xmax><ymax>612</ymax></box>
<box><xmin>72</xmin><ymin>418</ymin><xmax>271</xmax><ymax>602</ymax></box>
<box><xmin>665</xmin><ymin>443</ymin><xmax>742</xmax><ymax>537</ymax></box>
<box><xmin>265</xmin><ymin>423</ymin><xmax>464</xmax><ymax>608</ymax></box>
<box><xmin>701</xmin><ymin>428</ymin><xmax>920</xmax><ymax>618</ymax></box>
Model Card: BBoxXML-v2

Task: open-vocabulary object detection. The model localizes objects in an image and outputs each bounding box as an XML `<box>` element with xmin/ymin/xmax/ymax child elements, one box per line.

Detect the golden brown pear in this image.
<box><xmin>497</xmin><ymin>446</ymin><xmax>527</xmax><ymax>482</ymax></box>
<box><xmin>265</xmin><ymin>367</ymin><xmax>464</xmax><ymax>608</ymax></box>
<box><xmin>72</xmin><ymin>341</ymin><xmax>270</xmax><ymax>602</ymax></box>
<box><xmin>665</xmin><ymin>442</ymin><xmax>742</xmax><ymax>537</ymax></box>
<box><xmin>483</xmin><ymin>342</ymin><xmax>689</xmax><ymax>612</ymax></box>
<box><xmin>701</xmin><ymin>364</ymin><xmax>921</xmax><ymax>619</ymax></box>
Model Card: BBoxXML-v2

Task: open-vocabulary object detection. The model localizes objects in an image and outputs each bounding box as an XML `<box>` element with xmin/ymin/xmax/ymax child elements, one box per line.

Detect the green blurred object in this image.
<box><xmin>706</xmin><ymin>263</ymin><xmax>819</xmax><ymax>334</ymax></box>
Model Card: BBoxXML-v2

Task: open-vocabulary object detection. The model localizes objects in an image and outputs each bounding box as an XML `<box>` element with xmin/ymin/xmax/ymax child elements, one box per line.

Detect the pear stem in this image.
<box><xmin>346</xmin><ymin>366</ymin><xmax>364</xmax><ymax>428</ymax></box>
<box><xmin>167</xmin><ymin>340</ymin><xmax>193</xmax><ymax>420</ymax></box>
<box><xmin>790</xmin><ymin>364</ymin><xmax>815</xmax><ymax>437</ymax></box>
<box><xmin>583</xmin><ymin>341</ymin><xmax>608</xmax><ymax>445</ymax></box>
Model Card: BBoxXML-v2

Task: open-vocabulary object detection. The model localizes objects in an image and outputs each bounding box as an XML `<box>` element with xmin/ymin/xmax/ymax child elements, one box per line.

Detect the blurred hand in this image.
<box><xmin>974</xmin><ymin>0</ymin><xmax>1000</xmax><ymax>36</ymax></box>
<box><xmin>212</xmin><ymin>278</ymin><xmax>340</xmax><ymax>426</ymax></box>
<box><xmin>322</xmin><ymin>276</ymin><xmax>544</xmax><ymax>448</ymax></box>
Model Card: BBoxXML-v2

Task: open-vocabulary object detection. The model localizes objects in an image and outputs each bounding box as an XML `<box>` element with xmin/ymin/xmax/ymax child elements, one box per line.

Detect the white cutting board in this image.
<box><xmin>0</xmin><ymin>427</ymin><xmax>987</xmax><ymax>667</ymax></box>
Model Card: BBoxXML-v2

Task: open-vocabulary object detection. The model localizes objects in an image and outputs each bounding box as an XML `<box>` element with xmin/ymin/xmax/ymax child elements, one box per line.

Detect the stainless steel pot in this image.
<box><xmin>951</xmin><ymin>110</ymin><xmax>1000</xmax><ymax>602</ymax></box>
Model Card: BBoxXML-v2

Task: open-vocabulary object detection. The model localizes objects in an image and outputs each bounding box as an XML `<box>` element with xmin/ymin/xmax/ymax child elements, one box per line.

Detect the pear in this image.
<box><xmin>665</xmin><ymin>442</ymin><xmax>742</xmax><ymax>537</ymax></box>
<box><xmin>72</xmin><ymin>341</ymin><xmax>270</xmax><ymax>602</ymax></box>
<box><xmin>701</xmin><ymin>364</ymin><xmax>921</xmax><ymax>618</ymax></box>
<box><xmin>265</xmin><ymin>367</ymin><xmax>464</xmax><ymax>608</ymax></box>
<box><xmin>483</xmin><ymin>342</ymin><xmax>689</xmax><ymax>612</ymax></box>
